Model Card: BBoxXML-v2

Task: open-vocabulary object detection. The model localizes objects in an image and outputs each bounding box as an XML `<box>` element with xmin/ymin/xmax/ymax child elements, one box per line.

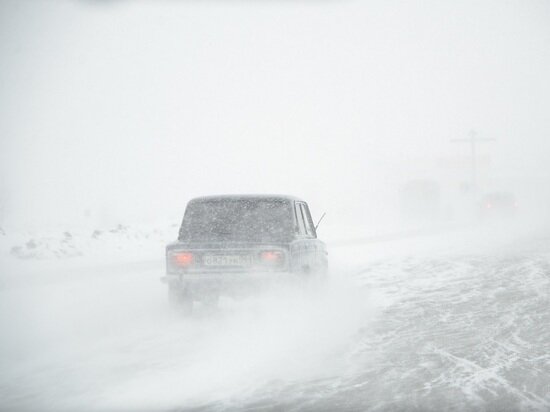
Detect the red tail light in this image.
<box><xmin>260</xmin><ymin>250</ymin><xmax>283</xmax><ymax>264</ymax></box>
<box><xmin>172</xmin><ymin>252</ymin><xmax>194</xmax><ymax>266</ymax></box>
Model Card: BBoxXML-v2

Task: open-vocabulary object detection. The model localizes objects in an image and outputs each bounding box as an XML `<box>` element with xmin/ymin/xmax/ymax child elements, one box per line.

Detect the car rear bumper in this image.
<box><xmin>161</xmin><ymin>271</ymin><xmax>297</xmax><ymax>296</ymax></box>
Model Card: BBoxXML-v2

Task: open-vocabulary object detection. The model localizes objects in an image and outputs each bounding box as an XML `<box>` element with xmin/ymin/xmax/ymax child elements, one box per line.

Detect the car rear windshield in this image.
<box><xmin>178</xmin><ymin>199</ymin><xmax>294</xmax><ymax>242</ymax></box>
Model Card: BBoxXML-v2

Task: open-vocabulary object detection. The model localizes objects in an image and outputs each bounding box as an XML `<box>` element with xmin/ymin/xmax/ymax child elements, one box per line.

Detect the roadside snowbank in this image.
<box><xmin>0</xmin><ymin>222</ymin><xmax>178</xmax><ymax>264</ymax></box>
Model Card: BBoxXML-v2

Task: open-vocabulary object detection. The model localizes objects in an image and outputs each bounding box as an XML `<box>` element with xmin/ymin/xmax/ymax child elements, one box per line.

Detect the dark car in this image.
<box><xmin>162</xmin><ymin>195</ymin><xmax>328</xmax><ymax>312</ymax></box>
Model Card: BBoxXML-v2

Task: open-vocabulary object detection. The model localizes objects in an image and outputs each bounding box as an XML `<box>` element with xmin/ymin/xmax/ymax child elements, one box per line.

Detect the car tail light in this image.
<box><xmin>260</xmin><ymin>250</ymin><xmax>284</xmax><ymax>265</ymax></box>
<box><xmin>172</xmin><ymin>252</ymin><xmax>194</xmax><ymax>266</ymax></box>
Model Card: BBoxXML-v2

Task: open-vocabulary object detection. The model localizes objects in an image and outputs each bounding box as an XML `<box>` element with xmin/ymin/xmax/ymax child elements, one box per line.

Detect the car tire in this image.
<box><xmin>168</xmin><ymin>287</ymin><xmax>193</xmax><ymax>315</ymax></box>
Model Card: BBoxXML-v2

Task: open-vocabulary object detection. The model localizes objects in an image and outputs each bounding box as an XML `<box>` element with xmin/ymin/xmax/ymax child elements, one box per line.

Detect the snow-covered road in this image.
<box><xmin>1</xmin><ymin>225</ymin><xmax>549</xmax><ymax>411</ymax></box>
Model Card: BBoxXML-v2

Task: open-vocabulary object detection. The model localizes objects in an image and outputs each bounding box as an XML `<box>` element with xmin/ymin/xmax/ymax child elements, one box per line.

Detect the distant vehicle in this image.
<box><xmin>479</xmin><ymin>192</ymin><xmax>517</xmax><ymax>218</ymax></box>
<box><xmin>162</xmin><ymin>195</ymin><xmax>328</xmax><ymax>313</ymax></box>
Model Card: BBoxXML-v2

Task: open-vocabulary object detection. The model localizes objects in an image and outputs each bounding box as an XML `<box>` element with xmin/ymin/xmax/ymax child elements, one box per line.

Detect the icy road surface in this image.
<box><xmin>1</xmin><ymin>226</ymin><xmax>549</xmax><ymax>411</ymax></box>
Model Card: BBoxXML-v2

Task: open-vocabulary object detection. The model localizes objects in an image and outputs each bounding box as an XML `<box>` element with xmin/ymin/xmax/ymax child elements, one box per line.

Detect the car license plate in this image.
<box><xmin>203</xmin><ymin>255</ymin><xmax>253</xmax><ymax>266</ymax></box>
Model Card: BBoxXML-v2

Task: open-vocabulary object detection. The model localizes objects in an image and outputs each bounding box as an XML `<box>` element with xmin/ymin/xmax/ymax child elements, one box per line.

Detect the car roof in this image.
<box><xmin>188</xmin><ymin>194</ymin><xmax>304</xmax><ymax>204</ymax></box>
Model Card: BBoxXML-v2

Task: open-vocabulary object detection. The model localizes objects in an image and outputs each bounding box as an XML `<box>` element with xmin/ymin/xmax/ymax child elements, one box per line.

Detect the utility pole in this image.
<box><xmin>451</xmin><ymin>130</ymin><xmax>495</xmax><ymax>193</ymax></box>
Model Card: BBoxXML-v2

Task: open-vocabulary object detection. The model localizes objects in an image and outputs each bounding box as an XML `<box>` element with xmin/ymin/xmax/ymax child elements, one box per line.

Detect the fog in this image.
<box><xmin>2</xmin><ymin>0</ymin><xmax>550</xmax><ymax>231</ymax></box>
<box><xmin>1</xmin><ymin>0</ymin><xmax>550</xmax><ymax>411</ymax></box>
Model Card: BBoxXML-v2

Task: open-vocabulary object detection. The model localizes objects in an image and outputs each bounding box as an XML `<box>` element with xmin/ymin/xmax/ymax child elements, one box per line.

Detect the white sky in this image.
<box><xmin>1</xmin><ymin>0</ymin><xmax>549</xmax><ymax>229</ymax></box>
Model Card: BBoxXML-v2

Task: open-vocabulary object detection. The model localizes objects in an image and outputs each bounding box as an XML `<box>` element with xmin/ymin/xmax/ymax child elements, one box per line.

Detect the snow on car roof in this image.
<box><xmin>188</xmin><ymin>194</ymin><xmax>304</xmax><ymax>203</ymax></box>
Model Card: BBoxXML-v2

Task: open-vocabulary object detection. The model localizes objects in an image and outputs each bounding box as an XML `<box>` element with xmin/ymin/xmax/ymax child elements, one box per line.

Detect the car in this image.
<box><xmin>161</xmin><ymin>195</ymin><xmax>328</xmax><ymax>313</ymax></box>
<box><xmin>478</xmin><ymin>191</ymin><xmax>517</xmax><ymax>219</ymax></box>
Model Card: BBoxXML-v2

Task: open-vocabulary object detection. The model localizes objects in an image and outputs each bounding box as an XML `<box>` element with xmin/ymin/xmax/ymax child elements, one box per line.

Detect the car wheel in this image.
<box><xmin>168</xmin><ymin>287</ymin><xmax>193</xmax><ymax>315</ymax></box>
